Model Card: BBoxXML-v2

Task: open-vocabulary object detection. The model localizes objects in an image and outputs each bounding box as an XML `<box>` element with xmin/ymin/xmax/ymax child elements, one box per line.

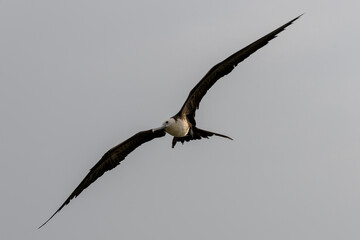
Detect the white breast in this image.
<box><xmin>165</xmin><ymin>118</ymin><xmax>190</xmax><ymax>137</ymax></box>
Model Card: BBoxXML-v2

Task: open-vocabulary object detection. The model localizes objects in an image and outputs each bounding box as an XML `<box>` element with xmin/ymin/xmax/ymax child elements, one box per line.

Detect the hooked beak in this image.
<box><xmin>152</xmin><ymin>125</ymin><xmax>166</xmax><ymax>133</ymax></box>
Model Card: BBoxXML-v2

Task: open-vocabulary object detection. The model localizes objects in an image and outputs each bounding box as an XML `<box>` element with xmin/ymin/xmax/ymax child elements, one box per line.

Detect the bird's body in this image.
<box><xmin>39</xmin><ymin>15</ymin><xmax>302</xmax><ymax>229</ymax></box>
<box><xmin>163</xmin><ymin>117</ymin><xmax>190</xmax><ymax>137</ymax></box>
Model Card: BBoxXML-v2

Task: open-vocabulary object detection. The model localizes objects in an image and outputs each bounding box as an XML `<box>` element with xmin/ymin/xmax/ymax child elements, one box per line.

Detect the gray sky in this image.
<box><xmin>1</xmin><ymin>0</ymin><xmax>360</xmax><ymax>239</ymax></box>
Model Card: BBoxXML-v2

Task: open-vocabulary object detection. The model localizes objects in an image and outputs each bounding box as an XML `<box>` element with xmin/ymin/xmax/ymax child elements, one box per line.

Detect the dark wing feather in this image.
<box><xmin>178</xmin><ymin>15</ymin><xmax>302</xmax><ymax>118</ymax></box>
<box><xmin>39</xmin><ymin>128</ymin><xmax>165</xmax><ymax>229</ymax></box>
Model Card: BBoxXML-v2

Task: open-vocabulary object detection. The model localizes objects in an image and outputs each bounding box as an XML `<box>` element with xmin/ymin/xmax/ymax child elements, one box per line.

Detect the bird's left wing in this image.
<box><xmin>39</xmin><ymin>128</ymin><xmax>166</xmax><ymax>229</ymax></box>
<box><xmin>178</xmin><ymin>15</ymin><xmax>302</xmax><ymax>119</ymax></box>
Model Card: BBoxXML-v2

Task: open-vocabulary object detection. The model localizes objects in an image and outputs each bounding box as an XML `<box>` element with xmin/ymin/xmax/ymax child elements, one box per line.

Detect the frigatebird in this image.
<box><xmin>39</xmin><ymin>15</ymin><xmax>301</xmax><ymax>228</ymax></box>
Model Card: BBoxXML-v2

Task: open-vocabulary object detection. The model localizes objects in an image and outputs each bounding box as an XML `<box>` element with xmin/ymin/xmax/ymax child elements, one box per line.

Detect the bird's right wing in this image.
<box><xmin>39</xmin><ymin>128</ymin><xmax>166</xmax><ymax>229</ymax></box>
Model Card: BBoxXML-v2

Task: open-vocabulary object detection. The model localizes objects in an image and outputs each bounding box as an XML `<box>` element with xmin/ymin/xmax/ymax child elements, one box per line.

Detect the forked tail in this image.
<box><xmin>172</xmin><ymin>127</ymin><xmax>232</xmax><ymax>148</ymax></box>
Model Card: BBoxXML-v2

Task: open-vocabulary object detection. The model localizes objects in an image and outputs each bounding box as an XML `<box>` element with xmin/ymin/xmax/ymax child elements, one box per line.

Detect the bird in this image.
<box><xmin>38</xmin><ymin>14</ymin><xmax>302</xmax><ymax>229</ymax></box>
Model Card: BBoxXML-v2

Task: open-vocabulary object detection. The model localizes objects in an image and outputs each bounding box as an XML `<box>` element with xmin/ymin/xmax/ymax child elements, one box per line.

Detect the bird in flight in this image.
<box><xmin>39</xmin><ymin>15</ymin><xmax>302</xmax><ymax>228</ymax></box>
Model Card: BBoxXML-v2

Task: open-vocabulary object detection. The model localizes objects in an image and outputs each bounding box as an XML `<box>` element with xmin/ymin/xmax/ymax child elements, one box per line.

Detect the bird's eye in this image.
<box><xmin>165</xmin><ymin>121</ymin><xmax>169</xmax><ymax>124</ymax></box>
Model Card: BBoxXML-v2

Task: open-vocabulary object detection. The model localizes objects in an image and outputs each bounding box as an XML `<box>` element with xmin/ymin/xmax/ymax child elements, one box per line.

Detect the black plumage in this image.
<box><xmin>39</xmin><ymin>15</ymin><xmax>301</xmax><ymax>228</ymax></box>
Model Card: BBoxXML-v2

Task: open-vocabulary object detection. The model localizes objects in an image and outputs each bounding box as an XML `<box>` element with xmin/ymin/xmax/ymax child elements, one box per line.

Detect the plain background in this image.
<box><xmin>1</xmin><ymin>0</ymin><xmax>360</xmax><ymax>239</ymax></box>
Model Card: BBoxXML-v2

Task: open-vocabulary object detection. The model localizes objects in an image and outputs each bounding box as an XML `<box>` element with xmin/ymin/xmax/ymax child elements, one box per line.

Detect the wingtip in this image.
<box><xmin>38</xmin><ymin>205</ymin><xmax>64</xmax><ymax>229</ymax></box>
<box><xmin>38</xmin><ymin>220</ymin><xmax>48</xmax><ymax>229</ymax></box>
<box><xmin>293</xmin><ymin>13</ymin><xmax>304</xmax><ymax>22</ymax></box>
<box><xmin>38</xmin><ymin>213</ymin><xmax>55</xmax><ymax>229</ymax></box>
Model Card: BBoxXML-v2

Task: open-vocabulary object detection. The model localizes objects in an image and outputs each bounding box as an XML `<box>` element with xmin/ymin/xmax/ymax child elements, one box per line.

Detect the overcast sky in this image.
<box><xmin>1</xmin><ymin>0</ymin><xmax>360</xmax><ymax>239</ymax></box>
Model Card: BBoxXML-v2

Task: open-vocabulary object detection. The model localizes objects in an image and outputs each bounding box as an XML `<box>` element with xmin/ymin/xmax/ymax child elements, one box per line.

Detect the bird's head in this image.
<box><xmin>161</xmin><ymin>118</ymin><xmax>176</xmax><ymax>129</ymax></box>
<box><xmin>152</xmin><ymin>118</ymin><xmax>175</xmax><ymax>133</ymax></box>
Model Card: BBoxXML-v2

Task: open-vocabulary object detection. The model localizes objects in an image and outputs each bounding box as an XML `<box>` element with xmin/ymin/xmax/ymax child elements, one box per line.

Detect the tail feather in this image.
<box><xmin>172</xmin><ymin>127</ymin><xmax>232</xmax><ymax>148</ymax></box>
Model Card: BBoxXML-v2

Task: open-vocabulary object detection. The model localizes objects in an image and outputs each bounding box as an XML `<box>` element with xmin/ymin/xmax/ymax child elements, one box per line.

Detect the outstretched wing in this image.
<box><xmin>39</xmin><ymin>128</ymin><xmax>166</xmax><ymax>229</ymax></box>
<box><xmin>178</xmin><ymin>15</ymin><xmax>302</xmax><ymax>119</ymax></box>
